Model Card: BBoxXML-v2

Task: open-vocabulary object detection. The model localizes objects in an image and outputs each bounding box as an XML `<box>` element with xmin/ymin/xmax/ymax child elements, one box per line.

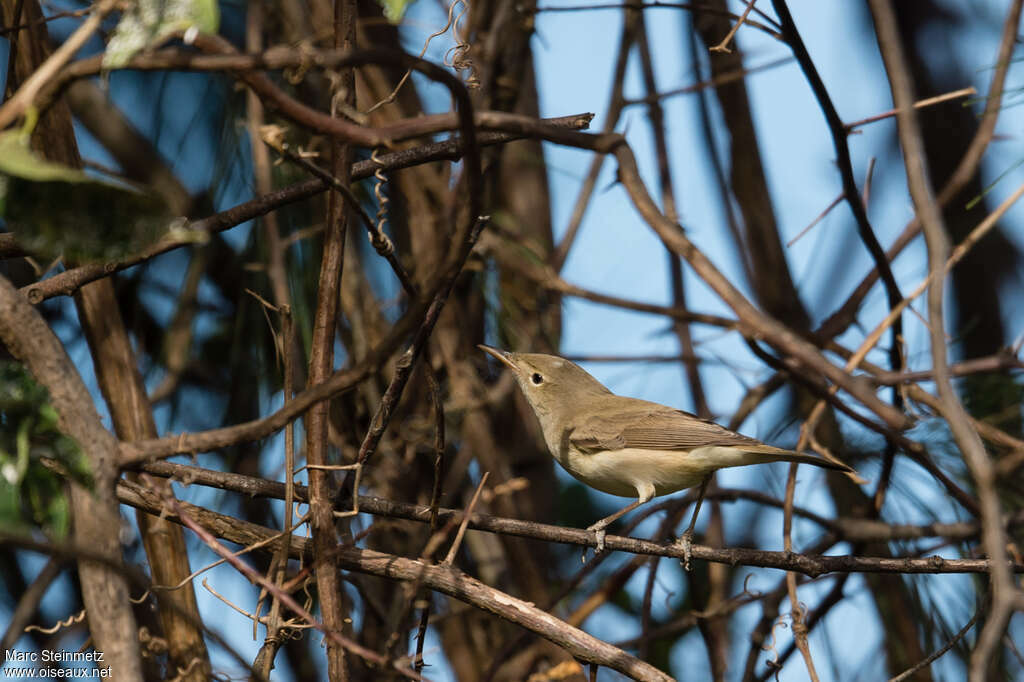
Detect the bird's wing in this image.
<box><xmin>569</xmin><ymin>407</ymin><xmax>780</xmax><ymax>454</ymax></box>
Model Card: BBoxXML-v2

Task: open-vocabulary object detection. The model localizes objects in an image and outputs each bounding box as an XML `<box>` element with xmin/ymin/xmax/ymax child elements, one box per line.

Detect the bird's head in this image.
<box><xmin>478</xmin><ymin>345</ymin><xmax>611</xmax><ymax>420</ymax></box>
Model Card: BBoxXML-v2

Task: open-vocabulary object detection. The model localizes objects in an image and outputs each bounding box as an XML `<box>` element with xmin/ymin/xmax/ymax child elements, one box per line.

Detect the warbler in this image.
<box><xmin>480</xmin><ymin>345</ymin><xmax>854</xmax><ymax>561</ymax></box>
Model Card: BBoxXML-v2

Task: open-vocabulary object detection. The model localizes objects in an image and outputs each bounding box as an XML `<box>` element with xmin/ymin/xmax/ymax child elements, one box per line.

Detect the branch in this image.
<box><xmin>529</xmin><ymin>2</ymin><xmax>783</xmax><ymax>39</ymax></box>
<box><xmin>42</xmin><ymin>37</ymin><xmax>589</xmax><ymax>147</ymax></box>
<box><xmin>302</xmin><ymin>5</ymin><xmax>356</xmax><ymax>678</ymax></box>
<box><xmin>126</xmin><ymin>461</ymin><xmax>1023</xmax><ymax>576</ymax></box>
<box><xmin>771</xmin><ymin>0</ymin><xmax>905</xmax><ymax>409</ymax></box>
<box><xmin>117</xmin><ymin>479</ymin><xmax>674</xmax><ymax>682</ymax></box>
<box><xmin>0</xmin><ymin>557</ymin><xmax>62</xmax><ymax>652</ymax></box>
<box><xmin>0</xmin><ymin>274</ymin><xmax>142</xmax><ymax>679</ymax></box>
<box><xmin>134</xmin><ymin>458</ymin><xmax>1024</xmax><ymax>544</ymax></box>
<box><xmin>0</xmin><ymin>0</ymin><xmax>117</xmax><ymax>129</ymax></box>
<box><xmin>888</xmin><ymin>608</ymin><xmax>980</xmax><ymax>682</ymax></box>
<box><xmin>816</xmin><ymin>0</ymin><xmax>1023</xmax><ymax>343</ymax></box>
<box><xmin>869</xmin><ymin>352</ymin><xmax>1024</xmax><ymax>386</ymax></box>
<box><xmin>865</xmin><ymin>3</ymin><xmax>1020</xmax><ymax>680</ymax></box>
<box><xmin>18</xmin><ymin>114</ymin><xmax>591</xmax><ymax>303</ymax></box>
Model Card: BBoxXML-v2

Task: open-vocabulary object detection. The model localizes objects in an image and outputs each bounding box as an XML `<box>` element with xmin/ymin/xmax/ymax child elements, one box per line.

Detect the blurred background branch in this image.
<box><xmin>1</xmin><ymin>1</ymin><xmax>1023</xmax><ymax>680</ymax></box>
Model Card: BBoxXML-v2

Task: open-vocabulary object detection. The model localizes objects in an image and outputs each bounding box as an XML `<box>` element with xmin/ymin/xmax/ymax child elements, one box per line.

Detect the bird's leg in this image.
<box><xmin>584</xmin><ymin>486</ymin><xmax>654</xmax><ymax>558</ymax></box>
<box><xmin>677</xmin><ymin>475</ymin><xmax>711</xmax><ymax>571</ymax></box>
<box><xmin>586</xmin><ymin>500</ymin><xmax>640</xmax><ymax>555</ymax></box>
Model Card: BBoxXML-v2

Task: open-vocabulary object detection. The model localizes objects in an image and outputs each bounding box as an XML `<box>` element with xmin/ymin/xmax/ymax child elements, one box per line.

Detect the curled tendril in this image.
<box><xmin>762</xmin><ymin>616</ymin><xmax>790</xmax><ymax>667</ymax></box>
<box><xmin>368</xmin><ymin>148</ymin><xmax>395</xmax><ymax>256</ymax></box>
<box><xmin>24</xmin><ymin>608</ymin><xmax>87</xmax><ymax>635</ymax></box>
<box><xmin>444</xmin><ymin>0</ymin><xmax>478</xmax><ymax>88</ymax></box>
<box><xmin>365</xmin><ymin>0</ymin><xmax>478</xmax><ymax>114</ymax></box>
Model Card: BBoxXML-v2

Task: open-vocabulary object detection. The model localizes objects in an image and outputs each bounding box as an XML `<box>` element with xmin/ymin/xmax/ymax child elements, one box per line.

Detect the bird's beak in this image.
<box><xmin>478</xmin><ymin>344</ymin><xmax>518</xmax><ymax>371</ymax></box>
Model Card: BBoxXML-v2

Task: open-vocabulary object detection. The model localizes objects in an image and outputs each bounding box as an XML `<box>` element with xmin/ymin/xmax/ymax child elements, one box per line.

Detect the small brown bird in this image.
<box><xmin>480</xmin><ymin>346</ymin><xmax>854</xmax><ymax>561</ymax></box>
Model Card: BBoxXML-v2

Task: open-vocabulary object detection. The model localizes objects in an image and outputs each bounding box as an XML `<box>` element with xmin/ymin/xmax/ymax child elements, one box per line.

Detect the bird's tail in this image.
<box><xmin>748</xmin><ymin>446</ymin><xmax>855</xmax><ymax>474</ymax></box>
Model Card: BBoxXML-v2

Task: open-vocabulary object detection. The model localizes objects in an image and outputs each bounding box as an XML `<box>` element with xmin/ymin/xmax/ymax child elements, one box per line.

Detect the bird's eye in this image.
<box><xmin>531</xmin><ymin>373</ymin><xmax>544</xmax><ymax>385</ymax></box>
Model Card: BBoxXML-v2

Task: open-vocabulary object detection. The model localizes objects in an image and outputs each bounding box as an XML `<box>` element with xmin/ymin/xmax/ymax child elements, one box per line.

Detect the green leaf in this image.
<box><xmin>0</xmin><ymin>131</ymin><xmax>195</xmax><ymax>261</ymax></box>
<box><xmin>103</xmin><ymin>0</ymin><xmax>222</xmax><ymax>69</ymax></box>
<box><xmin>377</xmin><ymin>0</ymin><xmax>415</xmax><ymax>23</ymax></box>
<box><xmin>27</xmin><ymin>469</ymin><xmax>70</xmax><ymax>539</ymax></box>
<box><xmin>0</xmin><ymin>130</ymin><xmax>93</xmax><ymax>183</ymax></box>
<box><xmin>0</xmin><ymin>362</ymin><xmax>91</xmax><ymax>537</ymax></box>
<box><xmin>0</xmin><ymin>477</ymin><xmax>27</xmax><ymax>533</ymax></box>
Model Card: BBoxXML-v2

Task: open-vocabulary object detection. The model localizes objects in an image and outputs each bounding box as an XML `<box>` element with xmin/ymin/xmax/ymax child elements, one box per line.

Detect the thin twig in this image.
<box><xmin>786</xmin><ymin>193</ymin><xmax>845</xmax><ymax>248</ymax></box>
<box><xmin>846</xmin><ymin>86</ymin><xmax>977</xmax><ymax>131</ymax></box>
<box><xmin>888</xmin><ymin>609</ymin><xmax>980</xmax><ymax>682</ymax></box>
<box><xmin>709</xmin><ymin>0</ymin><xmax>758</xmax><ymax>53</ymax></box>
<box><xmin>147</xmin><ymin>479</ymin><xmax>422</xmax><ymax>680</ymax></box>
<box><xmin>781</xmin><ymin>455</ymin><xmax>821</xmax><ymax>681</ymax></box>
<box><xmin>442</xmin><ymin>473</ymin><xmax>490</xmax><ymax>565</ymax></box>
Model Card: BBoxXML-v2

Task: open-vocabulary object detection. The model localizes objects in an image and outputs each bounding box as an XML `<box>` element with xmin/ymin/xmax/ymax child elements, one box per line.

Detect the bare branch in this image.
<box><xmin>118</xmin><ymin>479</ymin><xmax>674</xmax><ymax>682</ymax></box>
<box><xmin>865</xmin><ymin>2</ymin><xmax>1022</xmax><ymax>679</ymax></box>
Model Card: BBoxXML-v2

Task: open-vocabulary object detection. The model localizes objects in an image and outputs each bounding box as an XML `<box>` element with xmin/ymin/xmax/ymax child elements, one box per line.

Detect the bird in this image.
<box><xmin>479</xmin><ymin>345</ymin><xmax>855</xmax><ymax>564</ymax></box>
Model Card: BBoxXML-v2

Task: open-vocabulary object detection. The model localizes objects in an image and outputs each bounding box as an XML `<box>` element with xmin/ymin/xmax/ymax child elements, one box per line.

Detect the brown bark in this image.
<box><xmin>302</xmin><ymin>1</ymin><xmax>358</xmax><ymax>679</ymax></box>
<box><xmin>46</xmin><ymin>41</ymin><xmax>211</xmax><ymax>682</ymax></box>
<box><xmin>424</xmin><ymin>1</ymin><xmax>572</xmax><ymax>678</ymax></box>
<box><xmin>0</xmin><ymin>279</ymin><xmax>142</xmax><ymax>679</ymax></box>
<box><xmin>1</xmin><ymin>2</ymin><xmax>200</xmax><ymax>679</ymax></box>
<box><xmin>73</xmin><ymin>284</ymin><xmax>211</xmax><ymax>682</ymax></box>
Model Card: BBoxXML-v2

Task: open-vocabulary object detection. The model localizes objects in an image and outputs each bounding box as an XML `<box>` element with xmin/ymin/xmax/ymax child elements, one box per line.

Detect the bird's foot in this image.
<box><xmin>593</xmin><ymin>528</ymin><xmax>606</xmax><ymax>553</ymax></box>
<box><xmin>676</xmin><ymin>529</ymin><xmax>694</xmax><ymax>572</ymax></box>
<box><xmin>582</xmin><ymin>525</ymin><xmax>607</xmax><ymax>562</ymax></box>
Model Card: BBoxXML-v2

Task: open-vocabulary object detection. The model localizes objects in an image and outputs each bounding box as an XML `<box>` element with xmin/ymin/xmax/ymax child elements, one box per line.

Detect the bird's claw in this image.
<box><xmin>593</xmin><ymin>528</ymin><xmax>606</xmax><ymax>553</ymax></box>
<box><xmin>581</xmin><ymin>525</ymin><xmax>607</xmax><ymax>562</ymax></box>
<box><xmin>677</xmin><ymin>529</ymin><xmax>694</xmax><ymax>572</ymax></box>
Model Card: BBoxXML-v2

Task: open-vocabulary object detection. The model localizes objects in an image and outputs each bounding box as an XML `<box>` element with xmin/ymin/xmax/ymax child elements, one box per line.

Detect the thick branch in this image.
<box><xmin>303</xmin><ymin>4</ymin><xmax>356</xmax><ymax>679</ymax></box>
<box><xmin>117</xmin><ymin>480</ymin><xmax>673</xmax><ymax>682</ymax></box>
<box><xmin>0</xmin><ymin>274</ymin><xmax>142</xmax><ymax>679</ymax></box>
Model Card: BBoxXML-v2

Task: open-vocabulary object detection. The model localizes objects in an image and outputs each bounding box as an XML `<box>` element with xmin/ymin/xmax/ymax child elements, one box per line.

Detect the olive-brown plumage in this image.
<box><xmin>480</xmin><ymin>345</ymin><xmax>853</xmax><ymax>555</ymax></box>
